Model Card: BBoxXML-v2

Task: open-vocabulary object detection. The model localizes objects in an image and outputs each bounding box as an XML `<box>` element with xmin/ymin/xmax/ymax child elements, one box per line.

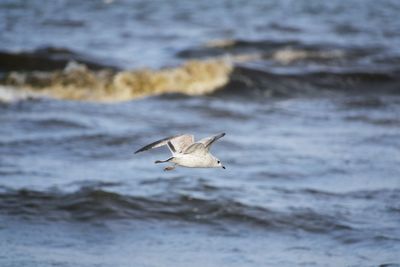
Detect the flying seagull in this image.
<box><xmin>135</xmin><ymin>133</ymin><xmax>226</xmax><ymax>171</ymax></box>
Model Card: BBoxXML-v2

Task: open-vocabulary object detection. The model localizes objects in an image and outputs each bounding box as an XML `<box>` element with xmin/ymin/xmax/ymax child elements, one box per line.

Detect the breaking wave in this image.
<box><xmin>1</xmin><ymin>40</ymin><xmax>400</xmax><ymax>103</ymax></box>
<box><xmin>0</xmin><ymin>85</ymin><xmax>42</xmax><ymax>103</ymax></box>
<box><xmin>2</xmin><ymin>61</ymin><xmax>400</xmax><ymax>103</ymax></box>
<box><xmin>1</xmin><ymin>59</ymin><xmax>233</xmax><ymax>102</ymax></box>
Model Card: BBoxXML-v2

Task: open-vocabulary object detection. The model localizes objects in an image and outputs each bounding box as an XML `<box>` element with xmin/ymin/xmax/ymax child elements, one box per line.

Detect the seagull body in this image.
<box><xmin>135</xmin><ymin>133</ymin><xmax>226</xmax><ymax>171</ymax></box>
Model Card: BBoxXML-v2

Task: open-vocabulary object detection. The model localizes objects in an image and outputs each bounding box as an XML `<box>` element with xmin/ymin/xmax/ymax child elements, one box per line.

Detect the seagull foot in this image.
<box><xmin>164</xmin><ymin>166</ymin><xmax>175</xmax><ymax>171</ymax></box>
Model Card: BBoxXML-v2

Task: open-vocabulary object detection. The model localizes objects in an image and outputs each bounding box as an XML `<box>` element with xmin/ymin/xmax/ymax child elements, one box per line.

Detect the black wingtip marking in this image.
<box><xmin>134</xmin><ymin>146</ymin><xmax>150</xmax><ymax>154</ymax></box>
<box><xmin>167</xmin><ymin>141</ymin><xmax>176</xmax><ymax>153</ymax></box>
<box><xmin>134</xmin><ymin>144</ymin><xmax>153</xmax><ymax>154</ymax></box>
<box><xmin>134</xmin><ymin>134</ymin><xmax>182</xmax><ymax>154</ymax></box>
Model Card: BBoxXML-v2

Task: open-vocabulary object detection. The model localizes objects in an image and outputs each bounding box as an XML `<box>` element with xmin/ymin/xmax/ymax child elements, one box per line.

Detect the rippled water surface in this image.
<box><xmin>1</xmin><ymin>1</ymin><xmax>400</xmax><ymax>266</ymax></box>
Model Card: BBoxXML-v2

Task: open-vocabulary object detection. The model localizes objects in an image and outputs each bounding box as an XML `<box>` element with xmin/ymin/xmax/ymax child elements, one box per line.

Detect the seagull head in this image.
<box><xmin>214</xmin><ymin>158</ymin><xmax>225</xmax><ymax>169</ymax></box>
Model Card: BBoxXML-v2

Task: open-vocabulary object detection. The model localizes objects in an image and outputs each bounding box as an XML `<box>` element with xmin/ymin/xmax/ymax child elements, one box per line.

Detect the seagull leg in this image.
<box><xmin>154</xmin><ymin>157</ymin><xmax>176</xmax><ymax>170</ymax></box>
<box><xmin>155</xmin><ymin>157</ymin><xmax>173</xmax><ymax>164</ymax></box>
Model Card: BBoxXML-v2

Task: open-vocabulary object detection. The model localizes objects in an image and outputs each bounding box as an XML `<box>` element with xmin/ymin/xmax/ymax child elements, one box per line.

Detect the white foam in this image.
<box><xmin>0</xmin><ymin>86</ymin><xmax>42</xmax><ymax>103</ymax></box>
<box><xmin>273</xmin><ymin>48</ymin><xmax>344</xmax><ymax>64</ymax></box>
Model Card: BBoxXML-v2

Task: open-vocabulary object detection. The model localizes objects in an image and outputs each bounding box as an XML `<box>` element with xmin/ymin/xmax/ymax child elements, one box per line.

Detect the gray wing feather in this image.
<box><xmin>198</xmin><ymin>132</ymin><xmax>225</xmax><ymax>150</ymax></box>
<box><xmin>183</xmin><ymin>143</ymin><xmax>207</xmax><ymax>155</ymax></box>
<box><xmin>134</xmin><ymin>134</ymin><xmax>194</xmax><ymax>154</ymax></box>
<box><xmin>171</xmin><ymin>135</ymin><xmax>194</xmax><ymax>153</ymax></box>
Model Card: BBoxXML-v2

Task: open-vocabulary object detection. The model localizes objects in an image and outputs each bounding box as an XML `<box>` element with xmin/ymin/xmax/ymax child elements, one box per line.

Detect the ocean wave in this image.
<box><xmin>2</xmin><ymin>61</ymin><xmax>399</xmax><ymax>103</ymax></box>
<box><xmin>2</xmin><ymin>63</ymin><xmax>399</xmax><ymax>103</ymax></box>
<box><xmin>182</xmin><ymin>39</ymin><xmax>301</xmax><ymax>57</ymax></box>
<box><xmin>1</xmin><ymin>42</ymin><xmax>399</xmax><ymax>103</ymax></box>
<box><xmin>218</xmin><ymin>66</ymin><xmax>400</xmax><ymax>97</ymax></box>
<box><xmin>0</xmin><ymin>47</ymin><xmax>118</xmax><ymax>72</ymax></box>
<box><xmin>1</xmin><ymin>59</ymin><xmax>233</xmax><ymax>102</ymax></box>
<box><xmin>0</xmin><ymin>186</ymin><xmax>353</xmax><ymax>233</ymax></box>
<box><xmin>179</xmin><ymin>39</ymin><xmax>371</xmax><ymax>65</ymax></box>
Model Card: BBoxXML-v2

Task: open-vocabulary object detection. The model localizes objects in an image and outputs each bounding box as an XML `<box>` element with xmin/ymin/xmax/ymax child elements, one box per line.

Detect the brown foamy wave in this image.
<box><xmin>2</xmin><ymin>59</ymin><xmax>232</xmax><ymax>102</ymax></box>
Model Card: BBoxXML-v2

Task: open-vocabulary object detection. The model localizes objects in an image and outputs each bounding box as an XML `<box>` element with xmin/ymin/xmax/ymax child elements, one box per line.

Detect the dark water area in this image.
<box><xmin>1</xmin><ymin>1</ymin><xmax>400</xmax><ymax>266</ymax></box>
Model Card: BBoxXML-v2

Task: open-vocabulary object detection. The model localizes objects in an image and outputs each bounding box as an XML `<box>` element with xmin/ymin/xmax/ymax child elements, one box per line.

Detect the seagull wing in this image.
<box><xmin>198</xmin><ymin>132</ymin><xmax>225</xmax><ymax>151</ymax></box>
<box><xmin>134</xmin><ymin>134</ymin><xmax>194</xmax><ymax>154</ymax></box>
<box><xmin>183</xmin><ymin>142</ymin><xmax>208</xmax><ymax>156</ymax></box>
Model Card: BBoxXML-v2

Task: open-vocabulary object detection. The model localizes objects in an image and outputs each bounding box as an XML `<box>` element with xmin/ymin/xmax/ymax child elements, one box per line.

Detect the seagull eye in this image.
<box><xmin>217</xmin><ymin>160</ymin><xmax>220</xmax><ymax>164</ymax></box>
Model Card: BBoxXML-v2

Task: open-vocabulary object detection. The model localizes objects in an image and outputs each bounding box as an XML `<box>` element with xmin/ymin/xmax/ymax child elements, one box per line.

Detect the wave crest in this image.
<box><xmin>2</xmin><ymin>59</ymin><xmax>232</xmax><ymax>102</ymax></box>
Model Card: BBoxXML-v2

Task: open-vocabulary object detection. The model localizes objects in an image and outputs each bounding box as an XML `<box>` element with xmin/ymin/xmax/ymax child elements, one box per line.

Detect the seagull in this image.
<box><xmin>135</xmin><ymin>133</ymin><xmax>226</xmax><ymax>171</ymax></box>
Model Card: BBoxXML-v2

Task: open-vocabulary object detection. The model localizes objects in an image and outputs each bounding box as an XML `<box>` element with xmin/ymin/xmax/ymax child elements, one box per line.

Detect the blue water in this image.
<box><xmin>1</xmin><ymin>1</ymin><xmax>400</xmax><ymax>266</ymax></box>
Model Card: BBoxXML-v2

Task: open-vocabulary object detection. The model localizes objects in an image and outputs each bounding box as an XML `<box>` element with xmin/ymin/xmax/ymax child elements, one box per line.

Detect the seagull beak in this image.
<box><xmin>222</xmin><ymin>166</ymin><xmax>226</xmax><ymax>169</ymax></box>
